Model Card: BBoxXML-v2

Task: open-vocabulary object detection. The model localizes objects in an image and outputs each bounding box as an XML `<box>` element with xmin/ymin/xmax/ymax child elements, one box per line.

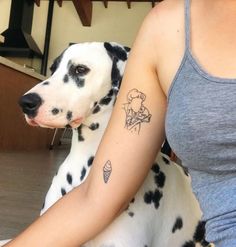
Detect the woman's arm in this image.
<box><xmin>5</xmin><ymin>8</ymin><xmax>167</xmax><ymax>247</ymax></box>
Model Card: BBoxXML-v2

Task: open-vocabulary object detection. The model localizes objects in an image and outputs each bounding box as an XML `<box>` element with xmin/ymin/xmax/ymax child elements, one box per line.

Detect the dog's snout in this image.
<box><xmin>19</xmin><ymin>93</ymin><xmax>42</xmax><ymax>117</ymax></box>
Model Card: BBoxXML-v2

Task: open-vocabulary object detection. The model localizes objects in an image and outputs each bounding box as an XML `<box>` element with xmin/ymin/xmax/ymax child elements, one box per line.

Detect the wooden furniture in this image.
<box><xmin>0</xmin><ymin>57</ymin><xmax>56</xmax><ymax>151</ymax></box>
<box><xmin>34</xmin><ymin>0</ymin><xmax>163</xmax><ymax>26</ymax></box>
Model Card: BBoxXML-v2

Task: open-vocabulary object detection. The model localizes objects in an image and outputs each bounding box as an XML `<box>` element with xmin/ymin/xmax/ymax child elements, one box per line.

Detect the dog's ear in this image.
<box><xmin>104</xmin><ymin>42</ymin><xmax>129</xmax><ymax>61</ymax></box>
<box><xmin>69</xmin><ymin>42</ymin><xmax>77</xmax><ymax>46</ymax></box>
<box><xmin>50</xmin><ymin>50</ymin><xmax>65</xmax><ymax>75</ymax></box>
<box><xmin>104</xmin><ymin>42</ymin><xmax>130</xmax><ymax>91</ymax></box>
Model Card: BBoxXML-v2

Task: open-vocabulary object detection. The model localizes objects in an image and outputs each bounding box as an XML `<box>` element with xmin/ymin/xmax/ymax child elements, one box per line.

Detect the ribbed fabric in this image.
<box><xmin>165</xmin><ymin>0</ymin><xmax>236</xmax><ymax>246</ymax></box>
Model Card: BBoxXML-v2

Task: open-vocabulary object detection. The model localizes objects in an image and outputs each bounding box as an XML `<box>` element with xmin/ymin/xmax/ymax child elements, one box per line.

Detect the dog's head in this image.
<box><xmin>19</xmin><ymin>42</ymin><xmax>130</xmax><ymax>128</ymax></box>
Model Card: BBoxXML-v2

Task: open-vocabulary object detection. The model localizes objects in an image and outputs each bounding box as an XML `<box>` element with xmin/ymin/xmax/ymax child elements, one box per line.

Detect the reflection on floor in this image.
<box><xmin>0</xmin><ymin>145</ymin><xmax>70</xmax><ymax>239</ymax></box>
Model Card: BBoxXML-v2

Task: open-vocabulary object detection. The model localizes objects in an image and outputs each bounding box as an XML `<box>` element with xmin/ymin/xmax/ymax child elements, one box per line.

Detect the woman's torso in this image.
<box><xmin>160</xmin><ymin>0</ymin><xmax>236</xmax><ymax>172</ymax></box>
<box><xmin>155</xmin><ymin>0</ymin><xmax>236</xmax><ymax>243</ymax></box>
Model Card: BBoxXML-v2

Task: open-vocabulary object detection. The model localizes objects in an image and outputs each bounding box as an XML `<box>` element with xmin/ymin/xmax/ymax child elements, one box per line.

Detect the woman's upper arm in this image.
<box><xmin>4</xmin><ymin>4</ymin><xmax>178</xmax><ymax>247</ymax></box>
<box><xmin>85</xmin><ymin>10</ymin><xmax>167</xmax><ymax>218</ymax></box>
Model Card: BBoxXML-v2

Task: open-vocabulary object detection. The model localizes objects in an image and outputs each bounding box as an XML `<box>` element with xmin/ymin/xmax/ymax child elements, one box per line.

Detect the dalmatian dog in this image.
<box><xmin>11</xmin><ymin>42</ymin><xmax>212</xmax><ymax>247</ymax></box>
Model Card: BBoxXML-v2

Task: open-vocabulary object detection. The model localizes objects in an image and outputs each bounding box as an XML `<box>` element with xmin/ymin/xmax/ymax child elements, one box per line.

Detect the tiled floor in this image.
<box><xmin>0</xmin><ymin>145</ymin><xmax>69</xmax><ymax>239</ymax></box>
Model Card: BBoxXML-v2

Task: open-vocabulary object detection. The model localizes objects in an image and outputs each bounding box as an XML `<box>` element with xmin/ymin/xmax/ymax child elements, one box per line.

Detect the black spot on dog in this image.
<box><xmin>67</xmin><ymin>173</ymin><xmax>73</xmax><ymax>185</ymax></box>
<box><xmin>50</xmin><ymin>51</ymin><xmax>65</xmax><ymax>74</ymax></box>
<box><xmin>180</xmin><ymin>221</ymin><xmax>209</xmax><ymax>247</ymax></box>
<box><xmin>63</xmin><ymin>74</ymin><xmax>69</xmax><ymax>83</ymax></box>
<box><xmin>151</xmin><ymin>163</ymin><xmax>160</xmax><ymax>174</ymax></box>
<box><xmin>128</xmin><ymin>212</ymin><xmax>134</xmax><ymax>217</ymax></box>
<box><xmin>89</xmin><ymin>123</ymin><xmax>99</xmax><ymax>131</ymax></box>
<box><xmin>172</xmin><ymin>217</ymin><xmax>183</xmax><ymax>233</ymax></box>
<box><xmin>125</xmin><ymin>198</ymin><xmax>135</xmax><ymax>211</ymax></box>
<box><xmin>98</xmin><ymin>87</ymin><xmax>114</xmax><ymax>106</ymax></box>
<box><xmin>92</xmin><ymin>105</ymin><xmax>101</xmax><ymax>114</ymax></box>
<box><xmin>182</xmin><ymin>241</ymin><xmax>195</xmax><ymax>247</ymax></box>
<box><xmin>99</xmin><ymin>96</ymin><xmax>112</xmax><ymax>105</ymax></box>
<box><xmin>124</xmin><ymin>46</ymin><xmax>131</xmax><ymax>52</ymax></box>
<box><xmin>42</xmin><ymin>81</ymin><xmax>50</xmax><ymax>86</ymax></box>
<box><xmin>104</xmin><ymin>42</ymin><xmax>128</xmax><ymax>61</ymax></box>
<box><xmin>130</xmin><ymin>198</ymin><xmax>135</xmax><ymax>203</ymax></box>
<box><xmin>112</xmin><ymin>87</ymin><xmax>119</xmax><ymax>96</ymax></box>
<box><xmin>52</xmin><ymin>108</ymin><xmax>59</xmax><ymax>115</ymax></box>
<box><xmin>193</xmin><ymin>221</ymin><xmax>206</xmax><ymax>243</ymax></box>
<box><xmin>104</xmin><ymin>43</ymin><xmax>126</xmax><ymax>90</ymax></box>
<box><xmin>153</xmin><ymin>189</ymin><xmax>163</xmax><ymax>209</ymax></box>
<box><xmin>162</xmin><ymin>156</ymin><xmax>170</xmax><ymax>165</ymax></box>
<box><xmin>154</xmin><ymin>171</ymin><xmax>166</xmax><ymax>188</ymax></box>
<box><xmin>111</xmin><ymin>59</ymin><xmax>122</xmax><ymax>89</ymax></box>
<box><xmin>77</xmin><ymin>125</ymin><xmax>85</xmax><ymax>141</ymax></box>
<box><xmin>75</xmin><ymin>78</ymin><xmax>85</xmax><ymax>88</ymax></box>
<box><xmin>107</xmin><ymin>89</ymin><xmax>114</xmax><ymax>97</ymax></box>
<box><xmin>66</xmin><ymin>111</ymin><xmax>73</xmax><ymax>121</ymax></box>
<box><xmin>87</xmin><ymin>156</ymin><xmax>94</xmax><ymax>167</ymax></box>
<box><xmin>161</xmin><ymin>139</ymin><xmax>172</xmax><ymax>157</ymax></box>
<box><xmin>144</xmin><ymin>189</ymin><xmax>163</xmax><ymax>209</ymax></box>
<box><xmin>144</xmin><ymin>191</ymin><xmax>153</xmax><ymax>204</ymax></box>
<box><xmin>67</xmin><ymin>60</ymin><xmax>88</xmax><ymax>88</ymax></box>
<box><xmin>80</xmin><ymin>167</ymin><xmax>87</xmax><ymax>181</ymax></box>
<box><xmin>61</xmin><ymin>188</ymin><xmax>66</xmax><ymax>196</ymax></box>
<box><xmin>201</xmin><ymin>240</ymin><xmax>210</xmax><ymax>247</ymax></box>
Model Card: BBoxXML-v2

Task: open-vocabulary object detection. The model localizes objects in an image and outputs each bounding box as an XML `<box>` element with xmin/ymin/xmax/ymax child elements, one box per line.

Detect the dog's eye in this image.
<box><xmin>75</xmin><ymin>65</ymin><xmax>90</xmax><ymax>76</ymax></box>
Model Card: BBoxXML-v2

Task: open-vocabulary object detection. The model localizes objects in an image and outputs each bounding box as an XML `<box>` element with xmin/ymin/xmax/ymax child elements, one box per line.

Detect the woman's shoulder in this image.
<box><xmin>153</xmin><ymin>0</ymin><xmax>184</xmax><ymax>15</ymax></box>
<box><xmin>141</xmin><ymin>0</ymin><xmax>186</xmax><ymax>96</ymax></box>
<box><xmin>130</xmin><ymin>0</ymin><xmax>185</xmax><ymax>56</ymax></box>
<box><xmin>129</xmin><ymin>0</ymin><xmax>186</xmax><ymax>95</ymax></box>
<box><xmin>146</xmin><ymin>0</ymin><xmax>185</xmax><ymax>33</ymax></box>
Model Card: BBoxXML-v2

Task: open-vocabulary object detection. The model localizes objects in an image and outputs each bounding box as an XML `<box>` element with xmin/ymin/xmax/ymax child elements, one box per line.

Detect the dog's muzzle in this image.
<box><xmin>19</xmin><ymin>93</ymin><xmax>43</xmax><ymax>118</ymax></box>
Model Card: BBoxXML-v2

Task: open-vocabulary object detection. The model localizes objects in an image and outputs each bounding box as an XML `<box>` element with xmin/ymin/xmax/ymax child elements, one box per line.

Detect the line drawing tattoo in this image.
<box><xmin>103</xmin><ymin>160</ymin><xmax>112</xmax><ymax>183</ymax></box>
<box><xmin>122</xmin><ymin>88</ymin><xmax>152</xmax><ymax>134</ymax></box>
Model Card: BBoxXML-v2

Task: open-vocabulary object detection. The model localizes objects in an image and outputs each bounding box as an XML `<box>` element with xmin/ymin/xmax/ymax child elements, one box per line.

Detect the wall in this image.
<box><xmin>0</xmin><ymin>1</ymin><xmax>151</xmax><ymax>75</ymax></box>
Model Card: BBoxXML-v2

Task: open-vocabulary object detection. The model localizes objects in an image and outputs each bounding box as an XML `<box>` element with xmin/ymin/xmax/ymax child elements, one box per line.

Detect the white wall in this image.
<box><xmin>0</xmin><ymin>1</ymin><xmax>151</xmax><ymax>75</ymax></box>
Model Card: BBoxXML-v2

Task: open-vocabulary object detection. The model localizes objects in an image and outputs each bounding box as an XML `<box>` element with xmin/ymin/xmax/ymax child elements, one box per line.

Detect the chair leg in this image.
<box><xmin>58</xmin><ymin>128</ymin><xmax>67</xmax><ymax>146</ymax></box>
<box><xmin>49</xmin><ymin>128</ymin><xmax>58</xmax><ymax>150</ymax></box>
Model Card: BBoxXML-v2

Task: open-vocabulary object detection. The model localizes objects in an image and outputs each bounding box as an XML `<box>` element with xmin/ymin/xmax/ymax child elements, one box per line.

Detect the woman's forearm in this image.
<box><xmin>5</xmin><ymin>182</ymin><xmax>122</xmax><ymax>247</ymax></box>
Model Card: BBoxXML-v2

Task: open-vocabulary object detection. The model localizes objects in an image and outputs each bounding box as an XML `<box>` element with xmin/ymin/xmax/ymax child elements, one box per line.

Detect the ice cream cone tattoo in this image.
<box><xmin>103</xmin><ymin>160</ymin><xmax>112</xmax><ymax>183</ymax></box>
<box><xmin>123</xmin><ymin>88</ymin><xmax>152</xmax><ymax>134</ymax></box>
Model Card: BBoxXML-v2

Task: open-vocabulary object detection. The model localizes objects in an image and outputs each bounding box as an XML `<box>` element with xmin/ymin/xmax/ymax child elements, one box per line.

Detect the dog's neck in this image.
<box><xmin>69</xmin><ymin>95</ymin><xmax>116</xmax><ymax>156</ymax></box>
<box><xmin>83</xmin><ymin>91</ymin><xmax>116</xmax><ymax>128</ymax></box>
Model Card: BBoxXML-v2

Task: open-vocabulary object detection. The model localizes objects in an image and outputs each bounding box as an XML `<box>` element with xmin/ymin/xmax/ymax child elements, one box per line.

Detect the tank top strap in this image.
<box><xmin>184</xmin><ymin>0</ymin><xmax>191</xmax><ymax>50</ymax></box>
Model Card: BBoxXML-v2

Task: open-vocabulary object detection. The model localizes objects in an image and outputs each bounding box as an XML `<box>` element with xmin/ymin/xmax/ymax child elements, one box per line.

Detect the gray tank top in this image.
<box><xmin>165</xmin><ymin>0</ymin><xmax>236</xmax><ymax>244</ymax></box>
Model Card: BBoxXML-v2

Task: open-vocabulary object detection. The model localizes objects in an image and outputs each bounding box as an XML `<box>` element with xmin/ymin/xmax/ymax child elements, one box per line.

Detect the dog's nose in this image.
<box><xmin>19</xmin><ymin>93</ymin><xmax>42</xmax><ymax>117</ymax></box>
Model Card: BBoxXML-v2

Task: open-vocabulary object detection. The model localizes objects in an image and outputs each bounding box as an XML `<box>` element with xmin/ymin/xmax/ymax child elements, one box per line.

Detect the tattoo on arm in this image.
<box><xmin>122</xmin><ymin>88</ymin><xmax>152</xmax><ymax>134</ymax></box>
<box><xmin>103</xmin><ymin>160</ymin><xmax>112</xmax><ymax>183</ymax></box>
